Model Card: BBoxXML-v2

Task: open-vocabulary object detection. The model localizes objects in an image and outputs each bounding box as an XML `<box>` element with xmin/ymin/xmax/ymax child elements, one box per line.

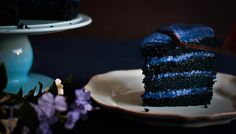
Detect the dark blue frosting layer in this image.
<box><xmin>143</xmin><ymin>87</ymin><xmax>208</xmax><ymax>100</ymax></box>
<box><xmin>140</xmin><ymin>32</ymin><xmax>172</xmax><ymax>47</ymax></box>
<box><xmin>158</xmin><ymin>23</ymin><xmax>215</xmax><ymax>43</ymax></box>
<box><xmin>145</xmin><ymin>70</ymin><xmax>216</xmax><ymax>81</ymax></box>
<box><xmin>157</xmin><ymin>71</ymin><xmax>215</xmax><ymax>79</ymax></box>
<box><xmin>147</xmin><ymin>52</ymin><xmax>215</xmax><ymax>65</ymax></box>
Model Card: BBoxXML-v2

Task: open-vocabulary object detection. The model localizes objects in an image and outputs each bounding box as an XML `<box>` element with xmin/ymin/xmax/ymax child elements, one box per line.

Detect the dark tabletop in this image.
<box><xmin>29</xmin><ymin>36</ymin><xmax>236</xmax><ymax>134</ymax></box>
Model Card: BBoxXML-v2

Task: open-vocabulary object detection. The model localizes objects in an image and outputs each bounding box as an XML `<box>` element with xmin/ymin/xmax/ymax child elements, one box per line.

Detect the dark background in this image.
<box><xmin>48</xmin><ymin>0</ymin><xmax>236</xmax><ymax>40</ymax></box>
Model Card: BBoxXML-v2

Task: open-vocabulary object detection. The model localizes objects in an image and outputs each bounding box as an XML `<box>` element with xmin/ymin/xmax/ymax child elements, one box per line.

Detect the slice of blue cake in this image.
<box><xmin>140</xmin><ymin>24</ymin><xmax>217</xmax><ymax>106</ymax></box>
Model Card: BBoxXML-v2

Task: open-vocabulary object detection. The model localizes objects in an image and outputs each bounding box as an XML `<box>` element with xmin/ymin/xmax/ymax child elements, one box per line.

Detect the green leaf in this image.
<box><xmin>2</xmin><ymin>94</ymin><xmax>24</xmax><ymax>106</ymax></box>
<box><xmin>18</xmin><ymin>102</ymin><xmax>39</xmax><ymax>130</ymax></box>
<box><xmin>24</xmin><ymin>87</ymin><xmax>36</xmax><ymax>103</ymax></box>
<box><xmin>17</xmin><ymin>87</ymin><xmax>23</xmax><ymax>97</ymax></box>
<box><xmin>36</xmin><ymin>82</ymin><xmax>43</xmax><ymax>98</ymax></box>
<box><xmin>0</xmin><ymin>93</ymin><xmax>8</xmax><ymax>103</ymax></box>
<box><xmin>0</xmin><ymin>63</ymin><xmax>7</xmax><ymax>92</ymax></box>
<box><xmin>0</xmin><ymin>121</ymin><xmax>6</xmax><ymax>134</ymax></box>
<box><xmin>47</xmin><ymin>81</ymin><xmax>57</xmax><ymax>96</ymax></box>
<box><xmin>28</xmin><ymin>87</ymin><xmax>36</xmax><ymax>96</ymax></box>
<box><xmin>0</xmin><ymin>106</ymin><xmax>7</xmax><ymax>118</ymax></box>
<box><xmin>38</xmin><ymin>81</ymin><xmax>43</xmax><ymax>92</ymax></box>
<box><xmin>62</xmin><ymin>74</ymin><xmax>73</xmax><ymax>84</ymax></box>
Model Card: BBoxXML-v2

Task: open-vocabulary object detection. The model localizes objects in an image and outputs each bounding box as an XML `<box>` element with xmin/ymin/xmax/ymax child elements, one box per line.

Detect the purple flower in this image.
<box><xmin>64</xmin><ymin>111</ymin><xmax>80</xmax><ymax>129</ymax></box>
<box><xmin>37</xmin><ymin>120</ymin><xmax>52</xmax><ymax>134</ymax></box>
<box><xmin>64</xmin><ymin>88</ymin><xmax>92</xmax><ymax>129</ymax></box>
<box><xmin>35</xmin><ymin>115</ymin><xmax>58</xmax><ymax>134</ymax></box>
<box><xmin>75</xmin><ymin>89</ymin><xmax>92</xmax><ymax>114</ymax></box>
<box><xmin>33</xmin><ymin>93</ymin><xmax>67</xmax><ymax>134</ymax></box>
<box><xmin>37</xmin><ymin>93</ymin><xmax>67</xmax><ymax>118</ymax></box>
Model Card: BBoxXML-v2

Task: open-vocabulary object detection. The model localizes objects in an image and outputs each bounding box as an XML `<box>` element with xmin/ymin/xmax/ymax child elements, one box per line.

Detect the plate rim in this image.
<box><xmin>84</xmin><ymin>69</ymin><xmax>236</xmax><ymax>125</ymax></box>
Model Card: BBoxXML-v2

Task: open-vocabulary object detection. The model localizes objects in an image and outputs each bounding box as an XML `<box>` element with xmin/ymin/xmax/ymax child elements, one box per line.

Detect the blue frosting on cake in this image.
<box><xmin>159</xmin><ymin>23</ymin><xmax>214</xmax><ymax>43</ymax></box>
<box><xmin>157</xmin><ymin>71</ymin><xmax>215</xmax><ymax>79</ymax></box>
<box><xmin>145</xmin><ymin>71</ymin><xmax>216</xmax><ymax>81</ymax></box>
<box><xmin>143</xmin><ymin>87</ymin><xmax>208</xmax><ymax>99</ymax></box>
<box><xmin>140</xmin><ymin>32</ymin><xmax>172</xmax><ymax>47</ymax></box>
<box><xmin>147</xmin><ymin>52</ymin><xmax>215</xmax><ymax>65</ymax></box>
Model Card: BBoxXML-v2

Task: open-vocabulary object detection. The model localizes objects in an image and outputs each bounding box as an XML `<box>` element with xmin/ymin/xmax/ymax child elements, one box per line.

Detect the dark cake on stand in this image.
<box><xmin>0</xmin><ymin>0</ymin><xmax>19</xmax><ymax>25</ymax></box>
<box><xmin>140</xmin><ymin>24</ymin><xmax>218</xmax><ymax>106</ymax></box>
<box><xmin>0</xmin><ymin>0</ymin><xmax>81</xmax><ymax>26</ymax></box>
<box><xmin>18</xmin><ymin>0</ymin><xmax>81</xmax><ymax>20</ymax></box>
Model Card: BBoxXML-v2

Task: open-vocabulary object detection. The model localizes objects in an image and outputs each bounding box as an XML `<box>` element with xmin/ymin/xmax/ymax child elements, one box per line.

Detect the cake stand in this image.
<box><xmin>0</xmin><ymin>14</ymin><xmax>92</xmax><ymax>95</ymax></box>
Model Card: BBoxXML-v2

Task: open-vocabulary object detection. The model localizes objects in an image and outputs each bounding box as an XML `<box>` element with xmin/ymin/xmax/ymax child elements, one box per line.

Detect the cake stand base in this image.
<box><xmin>0</xmin><ymin>35</ymin><xmax>53</xmax><ymax>95</ymax></box>
<box><xmin>6</xmin><ymin>73</ymin><xmax>53</xmax><ymax>95</ymax></box>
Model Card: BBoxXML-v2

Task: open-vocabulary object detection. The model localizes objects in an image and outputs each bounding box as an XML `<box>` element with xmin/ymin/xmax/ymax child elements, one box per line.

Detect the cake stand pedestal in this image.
<box><xmin>0</xmin><ymin>14</ymin><xmax>92</xmax><ymax>95</ymax></box>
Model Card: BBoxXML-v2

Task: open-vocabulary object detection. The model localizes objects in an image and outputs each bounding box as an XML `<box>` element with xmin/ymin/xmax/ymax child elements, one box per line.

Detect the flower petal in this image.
<box><xmin>64</xmin><ymin>111</ymin><xmax>80</xmax><ymax>129</ymax></box>
<box><xmin>38</xmin><ymin>93</ymin><xmax>53</xmax><ymax>106</ymax></box>
<box><xmin>54</xmin><ymin>96</ymin><xmax>67</xmax><ymax>112</ymax></box>
<box><xmin>41</xmin><ymin>106</ymin><xmax>55</xmax><ymax>118</ymax></box>
<box><xmin>75</xmin><ymin>89</ymin><xmax>84</xmax><ymax>98</ymax></box>
<box><xmin>84</xmin><ymin>104</ymin><xmax>92</xmax><ymax>111</ymax></box>
<box><xmin>37</xmin><ymin>121</ymin><xmax>52</xmax><ymax>134</ymax></box>
<box><xmin>38</xmin><ymin>93</ymin><xmax>55</xmax><ymax>118</ymax></box>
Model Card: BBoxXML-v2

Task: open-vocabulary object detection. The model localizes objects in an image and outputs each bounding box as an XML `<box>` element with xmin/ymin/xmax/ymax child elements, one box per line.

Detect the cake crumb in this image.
<box><xmin>203</xmin><ymin>105</ymin><xmax>208</xmax><ymax>108</ymax></box>
<box><xmin>17</xmin><ymin>23</ymin><xmax>30</xmax><ymax>29</ymax></box>
<box><xmin>144</xmin><ymin>108</ymin><xmax>150</xmax><ymax>112</ymax></box>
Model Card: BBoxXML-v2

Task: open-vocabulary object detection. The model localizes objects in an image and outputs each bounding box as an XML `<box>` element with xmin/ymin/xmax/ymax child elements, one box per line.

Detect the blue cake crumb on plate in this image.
<box><xmin>140</xmin><ymin>24</ymin><xmax>219</xmax><ymax>106</ymax></box>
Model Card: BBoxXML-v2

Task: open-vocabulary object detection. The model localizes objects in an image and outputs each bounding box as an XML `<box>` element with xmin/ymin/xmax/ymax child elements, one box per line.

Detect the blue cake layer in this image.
<box><xmin>148</xmin><ymin>70</ymin><xmax>215</xmax><ymax>79</ymax></box>
<box><xmin>142</xmin><ymin>91</ymin><xmax>213</xmax><ymax>106</ymax></box>
<box><xmin>147</xmin><ymin>52</ymin><xmax>214</xmax><ymax>65</ymax></box>
<box><xmin>142</xmin><ymin>51</ymin><xmax>216</xmax><ymax>74</ymax></box>
<box><xmin>143</xmin><ymin>70</ymin><xmax>216</xmax><ymax>91</ymax></box>
<box><xmin>143</xmin><ymin>57</ymin><xmax>215</xmax><ymax>74</ymax></box>
<box><xmin>142</xmin><ymin>87</ymin><xmax>209</xmax><ymax>100</ymax></box>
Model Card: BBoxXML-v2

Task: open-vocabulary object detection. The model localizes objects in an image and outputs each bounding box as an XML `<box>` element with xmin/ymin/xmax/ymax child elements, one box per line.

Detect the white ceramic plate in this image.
<box><xmin>84</xmin><ymin>69</ymin><xmax>236</xmax><ymax>127</ymax></box>
<box><xmin>0</xmin><ymin>14</ymin><xmax>92</xmax><ymax>34</ymax></box>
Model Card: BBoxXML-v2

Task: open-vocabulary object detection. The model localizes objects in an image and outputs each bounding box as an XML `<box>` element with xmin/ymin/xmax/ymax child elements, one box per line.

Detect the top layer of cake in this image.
<box><xmin>140</xmin><ymin>24</ymin><xmax>219</xmax><ymax>57</ymax></box>
<box><xmin>158</xmin><ymin>23</ymin><xmax>220</xmax><ymax>47</ymax></box>
<box><xmin>158</xmin><ymin>24</ymin><xmax>214</xmax><ymax>43</ymax></box>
